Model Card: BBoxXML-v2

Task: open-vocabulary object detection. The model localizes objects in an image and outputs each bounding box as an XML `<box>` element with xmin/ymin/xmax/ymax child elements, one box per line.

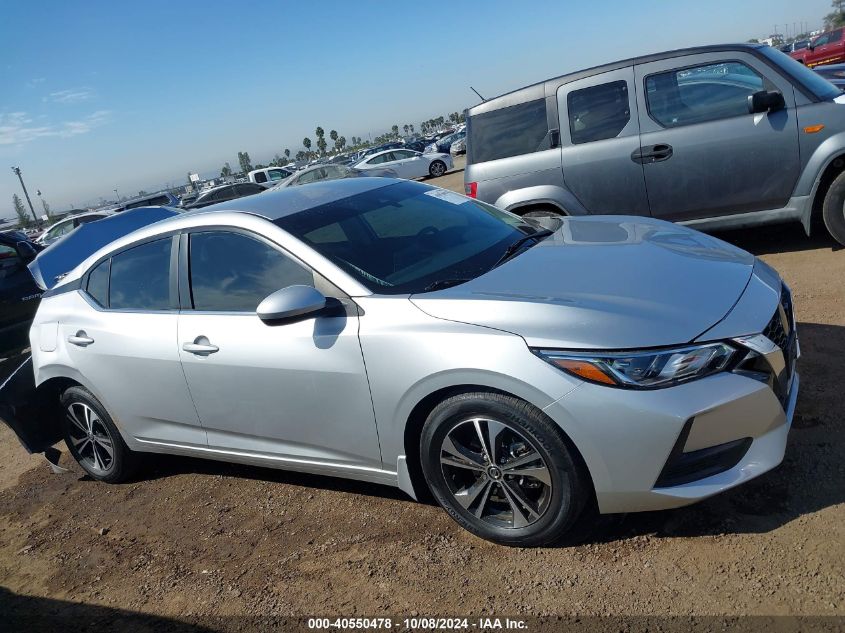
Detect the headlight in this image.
<box><xmin>534</xmin><ymin>343</ymin><xmax>737</xmax><ymax>389</ymax></box>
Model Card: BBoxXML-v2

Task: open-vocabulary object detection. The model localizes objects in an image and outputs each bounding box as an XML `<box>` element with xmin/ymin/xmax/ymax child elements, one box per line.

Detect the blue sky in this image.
<box><xmin>0</xmin><ymin>0</ymin><xmax>831</xmax><ymax>216</ymax></box>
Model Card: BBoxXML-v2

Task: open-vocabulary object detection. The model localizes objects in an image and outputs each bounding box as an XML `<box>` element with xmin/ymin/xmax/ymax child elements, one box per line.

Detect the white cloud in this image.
<box><xmin>47</xmin><ymin>88</ymin><xmax>96</xmax><ymax>103</ymax></box>
<box><xmin>26</xmin><ymin>77</ymin><xmax>46</xmax><ymax>88</ymax></box>
<box><xmin>0</xmin><ymin>110</ymin><xmax>111</xmax><ymax>145</ymax></box>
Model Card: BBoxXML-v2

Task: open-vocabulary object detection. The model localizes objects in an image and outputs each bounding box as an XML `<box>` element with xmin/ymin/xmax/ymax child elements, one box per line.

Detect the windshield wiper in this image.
<box><xmin>423</xmin><ymin>278</ymin><xmax>470</xmax><ymax>292</ymax></box>
<box><xmin>491</xmin><ymin>229</ymin><xmax>554</xmax><ymax>269</ymax></box>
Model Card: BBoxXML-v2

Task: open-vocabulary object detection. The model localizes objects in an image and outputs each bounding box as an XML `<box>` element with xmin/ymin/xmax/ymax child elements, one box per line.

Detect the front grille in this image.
<box><xmin>762</xmin><ymin>284</ymin><xmax>797</xmax><ymax>408</ymax></box>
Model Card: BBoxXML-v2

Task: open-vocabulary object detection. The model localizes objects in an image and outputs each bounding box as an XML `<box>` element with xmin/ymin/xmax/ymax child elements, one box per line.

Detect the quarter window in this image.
<box><xmin>468</xmin><ymin>98</ymin><xmax>549</xmax><ymax>163</ymax></box>
<box><xmin>86</xmin><ymin>258</ymin><xmax>110</xmax><ymax>307</ymax></box>
<box><xmin>645</xmin><ymin>61</ymin><xmax>774</xmax><ymax>128</ymax></box>
<box><xmin>109</xmin><ymin>239</ymin><xmax>171</xmax><ymax>310</ymax></box>
<box><xmin>188</xmin><ymin>231</ymin><xmax>314</xmax><ymax>311</ymax></box>
<box><xmin>567</xmin><ymin>80</ymin><xmax>630</xmax><ymax>144</ymax></box>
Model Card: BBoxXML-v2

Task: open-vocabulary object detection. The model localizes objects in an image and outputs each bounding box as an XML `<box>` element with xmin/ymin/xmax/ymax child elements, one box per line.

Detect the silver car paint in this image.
<box><xmin>411</xmin><ymin>216</ymin><xmax>754</xmax><ymax>349</ymax></box>
<box><xmin>29</xmin><ymin>185</ymin><xmax>797</xmax><ymax>514</ymax></box>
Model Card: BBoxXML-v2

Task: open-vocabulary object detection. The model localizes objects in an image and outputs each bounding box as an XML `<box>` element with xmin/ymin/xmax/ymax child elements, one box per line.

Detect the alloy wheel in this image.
<box><xmin>439</xmin><ymin>417</ymin><xmax>554</xmax><ymax>529</ymax></box>
<box><xmin>66</xmin><ymin>402</ymin><xmax>115</xmax><ymax>474</ymax></box>
<box><xmin>430</xmin><ymin>162</ymin><xmax>446</xmax><ymax>177</ymax></box>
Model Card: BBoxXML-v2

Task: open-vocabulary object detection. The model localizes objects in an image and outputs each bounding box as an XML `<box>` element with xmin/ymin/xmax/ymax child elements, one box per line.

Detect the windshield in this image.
<box><xmin>274</xmin><ymin>181</ymin><xmax>532</xmax><ymax>294</ymax></box>
<box><xmin>759</xmin><ymin>45</ymin><xmax>842</xmax><ymax>101</ymax></box>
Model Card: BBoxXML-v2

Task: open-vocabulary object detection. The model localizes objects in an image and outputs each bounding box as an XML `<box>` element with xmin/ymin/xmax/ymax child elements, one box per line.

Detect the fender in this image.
<box><xmin>495</xmin><ymin>185</ymin><xmax>587</xmax><ymax>216</ymax></box>
<box><xmin>795</xmin><ymin>129</ymin><xmax>845</xmax><ymax>200</ymax></box>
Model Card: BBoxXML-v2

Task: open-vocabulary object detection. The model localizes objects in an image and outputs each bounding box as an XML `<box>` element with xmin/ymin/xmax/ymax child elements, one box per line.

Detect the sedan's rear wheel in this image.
<box><xmin>421</xmin><ymin>392</ymin><xmax>590</xmax><ymax>546</ymax></box>
<box><xmin>429</xmin><ymin>160</ymin><xmax>447</xmax><ymax>178</ymax></box>
<box><xmin>60</xmin><ymin>386</ymin><xmax>138</xmax><ymax>483</ymax></box>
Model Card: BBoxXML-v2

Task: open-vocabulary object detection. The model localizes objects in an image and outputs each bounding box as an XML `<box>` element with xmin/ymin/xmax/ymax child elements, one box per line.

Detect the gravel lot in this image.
<box><xmin>1</xmin><ymin>158</ymin><xmax>843</xmax><ymax>629</ymax></box>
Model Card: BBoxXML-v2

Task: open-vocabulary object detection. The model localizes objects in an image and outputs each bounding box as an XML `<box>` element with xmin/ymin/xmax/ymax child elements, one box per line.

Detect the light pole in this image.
<box><xmin>113</xmin><ymin>188</ymin><xmax>120</xmax><ymax>203</ymax></box>
<box><xmin>11</xmin><ymin>166</ymin><xmax>40</xmax><ymax>226</ymax></box>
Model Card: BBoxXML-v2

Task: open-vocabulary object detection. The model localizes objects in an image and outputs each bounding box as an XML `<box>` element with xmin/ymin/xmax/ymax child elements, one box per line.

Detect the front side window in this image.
<box><xmin>468</xmin><ymin>98</ymin><xmax>549</xmax><ymax>163</ymax></box>
<box><xmin>268</xmin><ymin>169</ymin><xmax>286</xmax><ymax>181</ymax></box>
<box><xmin>276</xmin><ymin>180</ymin><xmax>530</xmax><ymax>294</ymax></box>
<box><xmin>368</xmin><ymin>153</ymin><xmax>388</xmax><ymax>165</ymax></box>
<box><xmin>832</xmin><ymin>29</ymin><xmax>843</xmax><ymax>43</ymax></box>
<box><xmin>109</xmin><ymin>239</ymin><xmax>171</xmax><ymax>310</ymax></box>
<box><xmin>189</xmin><ymin>231</ymin><xmax>314</xmax><ymax>311</ymax></box>
<box><xmin>645</xmin><ymin>61</ymin><xmax>773</xmax><ymax>128</ymax></box>
<box><xmin>814</xmin><ymin>34</ymin><xmax>830</xmax><ymax>47</ymax></box>
<box><xmin>567</xmin><ymin>80</ymin><xmax>630</xmax><ymax>144</ymax></box>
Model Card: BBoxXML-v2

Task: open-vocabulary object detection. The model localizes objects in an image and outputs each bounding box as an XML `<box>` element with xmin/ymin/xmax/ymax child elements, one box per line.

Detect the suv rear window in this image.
<box><xmin>468</xmin><ymin>98</ymin><xmax>549</xmax><ymax>163</ymax></box>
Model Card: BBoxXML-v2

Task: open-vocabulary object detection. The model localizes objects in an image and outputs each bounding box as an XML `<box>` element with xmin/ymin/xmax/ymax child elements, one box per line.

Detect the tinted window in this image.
<box><xmin>832</xmin><ymin>29</ymin><xmax>843</xmax><ymax>43</ymax></box>
<box><xmin>468</xmin><ymin>98</ymin><xmax>549</xmax><ymax>163</ymax></box>
<box><xmin>254</xmin><ymin>172</ymin><xmax>268</xmax><ymax>183</ymax></box>
<box><xmin>0</xmin><ymin>244</ymin><xmax>20</xmax><ymax>280</ymax></box>
<box><xmin>368</xmin><ymin>153</ymin><xmax>389</xmax><ymax>165</ymax></box>
<box><xmin>189</xmin><ymin>231</ymin><xmax>313</xmax><ymax>311</ymax></box>
<box><xmin>109</xmin><ymin>239</ymin><xmax>171</xmax><ymax>310</ymax></box>
<box><xmin>86</xmin><ymin>258</ymin><xmax>110</xmax><ymax>307</ymax></box>
<box><xmin>236</xmin><ymin>183</ymin><xmax>263</xmax><ymax>195</ymax></box>
<box><xmin>276</xmin><ymin>181</ymin><xmax>529</xmax><ymax>294</ymax></box>
<box><xmin>567</xmin><ymin>80</ymin><xmax>630</xmax><ymax>144</ymax></box>
<box><xmin>646</xmin><ymin>61</ymin><xmax>772</xmax><ymax>128</ymax></box>
<box><xmin>814</xmin><ymin>34</ymin><xmax>830</xmax><ymax>46</ymax></box>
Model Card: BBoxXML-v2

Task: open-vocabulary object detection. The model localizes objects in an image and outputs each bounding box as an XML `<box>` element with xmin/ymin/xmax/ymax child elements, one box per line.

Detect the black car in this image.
<box><xmin>814</xmin><ymin>63</ymin><xmax>845</xmax><ymax>90</ymax></box>
<box><xmin>0</xmin><ymin>231</ymin><xmax>43</xmax><ymax>358</ymax></box>
<box><xmin>402</xmin><ymin>139</ymin><xmax>429</xmax><ymax>153</ymax></box>
<box><xmin>183</xmin><ymin>182</ymin><xmax>265</xmax><ymax>209</ymax></box>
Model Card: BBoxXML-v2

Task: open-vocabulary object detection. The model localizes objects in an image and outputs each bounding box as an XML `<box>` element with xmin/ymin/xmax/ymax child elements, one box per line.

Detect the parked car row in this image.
<box><xmin>789</xmin><ymin>27</ymin><xmax>845</xmax><ymax>67</ymax></box>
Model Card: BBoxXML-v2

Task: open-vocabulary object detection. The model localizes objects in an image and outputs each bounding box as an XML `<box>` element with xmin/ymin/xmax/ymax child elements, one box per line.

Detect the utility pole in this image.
<box><xmin>114</xmin><ymin>188</ymin><xmax>120</xmax><ymax>203</ymax></box>
<box><xmin>11</xmin><ymin>166</ymin><xmax>39</xmax><ymax>225</ymax></box>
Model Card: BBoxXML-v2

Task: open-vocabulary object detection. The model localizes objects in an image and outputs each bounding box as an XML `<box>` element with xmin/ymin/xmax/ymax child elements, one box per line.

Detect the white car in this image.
<box><xmin>248</xmin><ymin>167</ymin><xmax>295</xmax><ymax>189</ymax></box>
<box><xmin>354</xmin><ymin>149</ymin><xmax>452</xmax><ymax>179</ymax></box>
<box><xmin>37</xmin><ymin>211</ymin><xmax>112</xmax><ymax>247</ymax></box>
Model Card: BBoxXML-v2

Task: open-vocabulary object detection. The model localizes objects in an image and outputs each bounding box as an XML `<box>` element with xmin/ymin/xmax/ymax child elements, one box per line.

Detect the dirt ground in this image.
<box><xmin>1</xmin><ymin>159</ymin><xmax>843</xmax><ymax>629</ymax></box>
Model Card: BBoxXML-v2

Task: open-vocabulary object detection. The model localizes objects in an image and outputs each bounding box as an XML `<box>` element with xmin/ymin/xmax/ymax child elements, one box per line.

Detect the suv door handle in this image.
<box><xmin>68</xmin><ymin>331</ymin><xmax>94</xmax><ymax>347</ymax></box>
<box><xmin>631</xmin><ymin>144</ymin><xmax>673</xmax><ymax>164</ymax></box>
<box><xmin>182</xmin><ymin>336</ymin><xmax>219</xmax><ymax>356</ymax></box>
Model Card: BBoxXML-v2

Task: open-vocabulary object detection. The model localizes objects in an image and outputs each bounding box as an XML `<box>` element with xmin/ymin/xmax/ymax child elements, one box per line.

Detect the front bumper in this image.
<box><xmin>544</xmin><ymin>367</ymin><xmax>798</xmax><ymax>514</ymax></box>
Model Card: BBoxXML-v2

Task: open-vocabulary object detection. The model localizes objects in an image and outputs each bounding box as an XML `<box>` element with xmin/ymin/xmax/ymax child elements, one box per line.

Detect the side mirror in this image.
<box><xmin>15</xmin><ymin>241</ymin><xmax>38</xmax><ymax>264</ymax></box>
<box><xmin>257</xmin><ymin>285</ymin><xmax>326</xmax><ymax>323</ymax></box>
<box><xmin>747</xmin><ymin>90</ymin><xmax>786</xmax><ymax>114</ymax></box>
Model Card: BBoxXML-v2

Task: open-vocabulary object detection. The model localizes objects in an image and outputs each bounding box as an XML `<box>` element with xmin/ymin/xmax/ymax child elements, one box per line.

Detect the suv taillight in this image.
<box><xmin>465</xmin><ymin>182</ymin><xmax>477</xmax><ymax>198</ymax></box>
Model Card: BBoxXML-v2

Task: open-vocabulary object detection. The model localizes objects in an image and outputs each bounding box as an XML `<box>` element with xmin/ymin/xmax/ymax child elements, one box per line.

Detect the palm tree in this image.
<box><xmin>403</xmin><ymin>124</ymin><xmax>409</xmax><ymax>136</ymax></box>
<box><xmin>284</xmin><ymin>148</ymin><xmax>290</xmax><ymax>159</ymax></box>
<box><xmin>330</xmin><ymin>129</ymin><xmax>338</xmax><ymax>143</ymax></box>
<box><xmin>303</xmin><ymin>137</ymin><xmax>312</xmax><ymax>156</ymax></box>
<box><xmin>409</xmin><ymin>124</ymin><xmax>415</xmax><ymax>135</ymax></box>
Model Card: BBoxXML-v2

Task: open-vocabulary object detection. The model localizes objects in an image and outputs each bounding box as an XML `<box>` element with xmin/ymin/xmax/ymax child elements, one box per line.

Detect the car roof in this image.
<box><xmin>184</xmin><ymin>177</ymin><xmax>397</xmax><ymax>220</ymax></box>
<box><xmin>468</xmin><ymin>43</ymin><xmax>771</xmax><ymax>116</ymax></box>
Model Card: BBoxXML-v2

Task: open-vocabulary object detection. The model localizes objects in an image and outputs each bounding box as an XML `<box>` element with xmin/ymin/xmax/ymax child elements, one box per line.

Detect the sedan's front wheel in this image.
<box><xmin>428</xmin><ymin>160</ymin><xmax>447</xmax><ymax>178</ymax></box>
<box><xmin>420</xmin><ymin>392</ymin><xmax>590</xmax><ymax>546</ymax></box>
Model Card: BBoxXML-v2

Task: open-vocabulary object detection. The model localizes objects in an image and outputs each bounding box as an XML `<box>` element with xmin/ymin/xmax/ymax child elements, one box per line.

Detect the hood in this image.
<box><xmin>28</xmin><ymin>206</ymin><xmax>180</xmax><ymax>290</ymax></box>
<box><xmin>410</xmin><ymin>216</ymin><xmax>754</xmax><ymax>350</ymax></box>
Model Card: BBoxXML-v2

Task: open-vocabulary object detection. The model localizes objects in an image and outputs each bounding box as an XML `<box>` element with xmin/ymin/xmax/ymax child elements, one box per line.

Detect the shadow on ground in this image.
<box><xmin>711</xmin><ymin>222</ymin><xmax>841</xmax><ymax>256</ymax></box>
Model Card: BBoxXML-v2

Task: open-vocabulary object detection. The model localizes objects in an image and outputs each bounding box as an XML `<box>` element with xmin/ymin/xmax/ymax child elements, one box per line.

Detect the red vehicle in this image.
<box><xmin>791</xmin><ymin>28</ymin><xmax>845</xmax><ymax>67</ymax></box>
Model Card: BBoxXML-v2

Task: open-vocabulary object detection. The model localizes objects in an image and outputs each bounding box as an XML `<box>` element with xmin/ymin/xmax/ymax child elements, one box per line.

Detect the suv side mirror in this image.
<box><xmin>747</xmin><ymin>90</ymin><xmax>786</xmax><ymax>114</ymax></box>
<box><xmin>257</xmin><ymin>285</ymin><xmax>326</xmax><ymax>323</ymax></box>
<box><xmin>15</xmin><ymin>241</ymin><xmax>38</xmax><ymax>264</ymax></box>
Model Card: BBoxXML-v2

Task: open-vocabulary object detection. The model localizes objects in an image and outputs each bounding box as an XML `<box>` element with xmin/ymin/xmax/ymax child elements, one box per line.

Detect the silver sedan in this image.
<box><xmin>24</xmin><ymin>178</ymin><xmax>798</xmax><ymax>546</ymax></box>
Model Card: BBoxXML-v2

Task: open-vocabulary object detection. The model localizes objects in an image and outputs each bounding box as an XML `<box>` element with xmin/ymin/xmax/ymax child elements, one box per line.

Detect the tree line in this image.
<box><xmin>218</xmin><ymin>112</ymin><xmax>465</xmax><ymax>178</ymax></box>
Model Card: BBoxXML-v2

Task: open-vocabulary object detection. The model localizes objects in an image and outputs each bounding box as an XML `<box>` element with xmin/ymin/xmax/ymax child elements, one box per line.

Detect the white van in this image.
<box><xmin>248</xmin><ymin>167</ymin><xmax>294</xmax><ymax>188</ymax></box>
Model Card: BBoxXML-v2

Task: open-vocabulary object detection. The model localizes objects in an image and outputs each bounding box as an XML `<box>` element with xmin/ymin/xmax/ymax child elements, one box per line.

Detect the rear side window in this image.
<box><xmin>567</xmin><ymin>80</ymin><xmax>630</xmax><ymax>144</ymax></box>
<box><xmin>468</xmin><ymin>98</ymin><xmax>549</xmax><ymax>163</ymax></box>
<box><xmin>254</xmin><ymin>172</ymin><xmax>268</xmax><ymax>183</ymax></box>
<box><xmin>109</xmin><ymin>239</ymin><xmax>171</xmax><ymax>310</ymax></box>
<box><xmin>86</xmin><ymin>259</ymin><xmax>110</xmax><ymax>307</ymax></box>
<box><xmin>831</xmin><ymin>29</ymin><xmax>843</xmax><ymax>43</ymax></box>
<box><xmin>188</xmin><ymin>231</ymin><xmax>313</xmax><ymax>311</ymax></box>
<box><xmin>646</xmin><ymin>61</ymin><xmax>772</xmax><ymax>128</ymax></box>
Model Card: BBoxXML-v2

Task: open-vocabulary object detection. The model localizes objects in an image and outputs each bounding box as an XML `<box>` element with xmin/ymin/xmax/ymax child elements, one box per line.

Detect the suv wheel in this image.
<box><xmin>429</xmin><ymin>160</ymin><xmax>447</xmax><ymax>178</ymax></box>
<box><xmin>60</xmin><ymin>386</ymin><xmax>138</xmax><ymax>483</ymax></box>
<box><xmin>420</xmin><ymin>392</ymin><xmax>590</xmax><ymax>546</ymax></box>
<box><xmin>822</xmin><ymin>170</ymin><xmax>845</xmax><ymax>246</ymax></box>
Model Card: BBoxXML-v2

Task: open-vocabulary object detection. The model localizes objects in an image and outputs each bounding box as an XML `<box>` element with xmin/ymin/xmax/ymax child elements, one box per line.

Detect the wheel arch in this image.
<box><xmin>401</xmin><ymin>384</ymin><xmax>596</xmax><ymax>505</ymax></box>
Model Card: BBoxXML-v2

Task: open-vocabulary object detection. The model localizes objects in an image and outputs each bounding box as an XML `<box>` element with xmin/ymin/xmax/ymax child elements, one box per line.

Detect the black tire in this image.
<box><xmin>60</xmin><ymin>386</ymin><xmax>138</xmax><ymax>483</ymax></box>
<box><xmin>428</xmin><ymin>160</ymin><xmax>447</xmax><ymax>178</ymax></box>
<box><xmin>822</xmin><ymin>170</ymin><xmax>845</xmax><ymax>246</ymax></box>
<box><xmin>420</xmin><ymin>392</ymin><xmax>591</xmax><ymax>547</ymax></box>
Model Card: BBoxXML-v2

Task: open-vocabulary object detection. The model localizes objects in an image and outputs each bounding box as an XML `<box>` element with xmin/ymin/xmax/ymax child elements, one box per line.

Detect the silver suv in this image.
<box><xmin>464</xmin><ymin>44</ymin><xmax>845</xmax><ymax>245</ymax></box>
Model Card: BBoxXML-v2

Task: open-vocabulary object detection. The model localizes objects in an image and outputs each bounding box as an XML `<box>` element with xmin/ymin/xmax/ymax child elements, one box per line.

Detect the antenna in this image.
<box><xmin>470</xmin><ymin>86</ymin><xmax>486</xmax><ymax>102</ymax></box>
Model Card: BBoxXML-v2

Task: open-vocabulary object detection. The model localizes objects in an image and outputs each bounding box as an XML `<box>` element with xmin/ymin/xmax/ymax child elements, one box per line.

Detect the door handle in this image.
<box><xmin>631</xmin><ymin>144</ymin><xmax>673</xmax><ymax>164</ymax></box>
<box><xmin>68</xmin><ymin>331</ymin><xmax>94</xmax><ymax>347</ymax></box>
<box><xmin>182</xmin><ymin>336</ymin><xmax>219</xmax><ymax>356</ymax></box>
